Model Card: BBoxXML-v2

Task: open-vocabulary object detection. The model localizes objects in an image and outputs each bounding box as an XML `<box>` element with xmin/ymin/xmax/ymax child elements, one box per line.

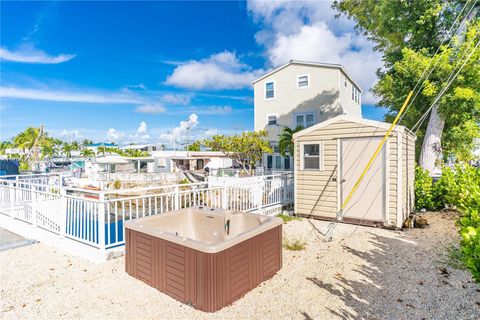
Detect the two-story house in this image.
<box><xmin>252</xmin><ymin>60</ymin><xmax>363</xmax><ymax>171</ymax></box>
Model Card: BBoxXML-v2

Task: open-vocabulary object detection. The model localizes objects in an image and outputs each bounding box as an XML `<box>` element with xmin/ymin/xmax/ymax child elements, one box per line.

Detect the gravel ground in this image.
<box><xmin>1</xmin><ymin>211</ymin><xmax>479</xmax><ymax>320</ymax></box>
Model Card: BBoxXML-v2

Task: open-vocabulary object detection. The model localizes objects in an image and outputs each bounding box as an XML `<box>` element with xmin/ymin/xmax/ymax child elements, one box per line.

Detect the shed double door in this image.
<box><xmin>340</xmin><ymin>137</ymin><xmax>386</xmax><ymax>223</ymax></box>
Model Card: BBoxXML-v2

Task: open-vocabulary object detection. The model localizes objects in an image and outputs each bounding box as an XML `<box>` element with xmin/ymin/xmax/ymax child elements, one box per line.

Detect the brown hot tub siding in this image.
<box><xmin>125</xmin><ymin>225</ymin><xmax>282</xmax><ymax>312</ymax></box>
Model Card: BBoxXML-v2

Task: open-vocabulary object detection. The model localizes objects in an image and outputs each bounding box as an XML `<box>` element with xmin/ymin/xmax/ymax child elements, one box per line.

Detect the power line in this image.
<box><xmin>412</xmin><ymin>35</ymin><xmax>480</xmax><ymax>133</ymax></box>
<box><xmin>324</xmin><ymin>1</ymin><xmax>478</xmax><ymax>241</ymax></box>
<box><xmin>397</xmin><ymin>0</ymin><xmax>478</xmax><ymax>124</ymax></box>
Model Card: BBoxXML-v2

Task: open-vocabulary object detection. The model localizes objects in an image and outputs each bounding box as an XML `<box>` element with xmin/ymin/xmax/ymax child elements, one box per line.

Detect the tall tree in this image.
<box><xmin>41</xmin><ymin>145</ymin><xmax>58</xmax><ymax>159</ymax></box>
<box><xmin>334</xmin><ymin>0</ymin><xmax>480</xmax><ymax>170</ymax></box>
<box><xmin>203</xmin><ymin>131</ymin><xmax>273</xmax><ymax>173</ymax></box>
<box><xmin>187</xmin><ymin>140</ymin><xmax>201</xmax><ymax>151</ymax></box>
<box><xmin>0</xmin><ymin>141</ymin><xmax>13</xmax><ymax>155</ymax></box>
<box><xmin>70</xmin><ymin>141</ymin><xmax>80</xmax><ymax>151</ymax></box>
<box><xmin>81</xmin><ymin>139</ymin><xmax>93</xmax><ymax>147</ymax></box>
<box><xmin>80</xmin><ymin>148</ymin><xmax>95</xmax><ymax>157</ymax></box>
<box><xmin>278</xmin><ymin>126</ymin><xmax>304</xmax><ymax>157</ymax></box>
<box><xmin>13</xmin><ymin>127</ymin><xmax>41</xmax><ymax>150</ymax></box>
<box><xmin>61</xmin><ymin>143</ymin><xmax>73</xmax><ymax>158</ymax></box>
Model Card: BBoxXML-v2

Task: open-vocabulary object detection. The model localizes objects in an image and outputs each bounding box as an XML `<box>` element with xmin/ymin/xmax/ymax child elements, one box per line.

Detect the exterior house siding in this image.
<box><xmin>253</xmin><ymin>61</ymin><xmax>362</xmax><ymax>172</ymax></box>
<box><xmin>254</xmin><ymin>64</ymin><xmax>361</xmax><ymax>137</ymax></box>
<box><xmin>293</xmin><ymin>116</ymin><xmax>415</xmax><ymax>228</ymax></box>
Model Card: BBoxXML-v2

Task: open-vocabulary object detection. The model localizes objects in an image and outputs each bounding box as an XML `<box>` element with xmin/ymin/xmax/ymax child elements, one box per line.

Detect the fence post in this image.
<box><xmin>282</xmin><ymin>174</ymin><xmax>287</xmax><ymax>203</ymax></box>
<box><xmin>59</xmin><ymin>188</ymin><xmax>67</xmax><ymax>237</ymax></box>
<box><xmin>257</xmin><ymin>182</ymin><xmax>262</xmax><ymax>210</ymax></box>
<box><xmin>174</xmin><ymin>186</ymin><xmax>180</xmax><ymax>210</ymax></box>
<box><xmin>31</xmin><ymin>189</ymin><xmax>37</xmax><ymax>226</ymax></box>
<box><xmin>222</xmin><ymin>185</ymin><xmax>228</xmax><ymax>209</ymax></box>
<box><xmin>9</xmin><ymin>181</ymin><xmax>15</xmax><ymax>218</ymax></box>
<box><xmin>98</xmin><ymin>192</ymin><xmax>106</xmax><ymax>252</ymax></box>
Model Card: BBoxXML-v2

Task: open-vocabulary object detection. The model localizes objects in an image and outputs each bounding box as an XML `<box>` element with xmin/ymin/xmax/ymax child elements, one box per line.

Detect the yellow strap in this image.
<box><xmin>340</xmin><ymin>90</ymin><xmax>414</xmax><ymax>211</ymax></box>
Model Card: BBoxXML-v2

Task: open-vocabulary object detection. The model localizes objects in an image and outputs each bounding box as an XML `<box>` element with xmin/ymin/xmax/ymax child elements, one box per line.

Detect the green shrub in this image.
<box><xmin>179</xmin><ymin>178</ymin><xmax>190</xmax><ymax>184</ymax></box>
<box><xmin>276</xmin><ymin>213</ymin><xmax>301</xmax><ymax>223</ymax></box>
<box><xmin>415</xmin><ymin>166</ymin><xmax>436</xmax><ymax>210</ymax></box>
<box><xmin>283</xmin><ymin>237</ymin><xmax>306</xmax><ymax>251</ymax></box>
<box><xmin>415</xmin><ymin>164</ymin><xmax>480</xmax><ymax>282</ymax></box>
<box><xmin>456</xmin><ymin>166</ymin><xmax>480</xmax><ymax>282</ymax></box>
<box><xmin>433</xmin><ymin>166</ymin><xmax>458</xmax><ymax>209</ymax></box>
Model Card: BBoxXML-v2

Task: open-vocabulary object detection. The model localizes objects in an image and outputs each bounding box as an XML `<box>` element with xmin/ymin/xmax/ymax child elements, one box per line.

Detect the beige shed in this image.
<box><xmin>293</xmin><ymin>115</ymin><xmax>416</xmax><ymax>228</ymax></box>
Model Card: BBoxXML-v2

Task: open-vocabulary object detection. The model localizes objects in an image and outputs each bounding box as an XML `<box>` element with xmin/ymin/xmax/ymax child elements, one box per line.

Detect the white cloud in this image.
<box><xmin>107</xmin><ymin>128</ymin><xmax>123</xmax><ymax>142</ymax></box>
<box><xmin>266</xmin><ymin>23</ymin><xmax>381</xmax><ymax>104</ymax></box>
<box><xmin>247</xmin><ymin>0</ymin><xmax>382</xmax><ymax>104</ymax></box>
<box><xmin>131</xmin><ymin>121</ymin><xmax>150</xmax><ymax>142</ymax></box>
<box><xmin>124</xmin><ymin>83</ymin><xmax>146</xmax><ymax>90</ymax></box>
<box><xmin>205</xmin><ymin>128</ymin><xmax>218</xmax><ymax>136</ymax></box>
<box><xmin>60</xmin><ymin>129</ymin><xmax>83</xmax><ymax>141</ymax></box>
<box><xmin>0</xmin><ymin>86</ymin><xmax>142</xmax><ymax>104</ymax></box>
<box><xmin>173</xmin><ymin>114</ymin><xmax>198</xmax><ymax>135</ymax></box>
<box><xmin>191</xmin><ymin>105</ymin><xmax>232</xmax><ymax>115</ymax></box>
<box><xmin>161</xmin><ymin>93</ymin><xmax>191</xmax><ymax>105</ymax></box>
<box><xmin>165</xmin><ymin>51</ymin><xmax>262</xmax><ymax>90</ymax></box>
<box><xmin>0</xmin><ymin>45</ymin><xmax>75</xmax><ymax>64</ymax></box>
<box><xmin>135</xmin><ymin>104</ymin><xmax>166</xmax><ymax>114</ymax></box>
<box><xmin>159</xmin><ymin>114</ymin><xmax>199</xmax><ymax>145</ymax></box>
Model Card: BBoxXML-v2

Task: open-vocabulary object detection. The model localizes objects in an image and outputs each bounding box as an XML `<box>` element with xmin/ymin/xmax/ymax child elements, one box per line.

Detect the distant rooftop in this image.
<box><xmin>87</xmin><ymin>143</ymin><xmax>118</xmax><ymax>147</ymax></box>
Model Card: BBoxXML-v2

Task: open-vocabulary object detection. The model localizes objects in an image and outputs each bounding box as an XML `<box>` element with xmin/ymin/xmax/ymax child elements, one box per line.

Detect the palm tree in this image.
<box><xmin>13</xmin><ymin>127</ymin><xmax>40</xmax><ymax>150</ymax></box>
<box><xmin>41</xmin><ymin>145</ymin><xmax>58</xmax><ymax>159</ymax></box>
<box><xmin>80</xmin><ymin>148</ymin><xmax>94</xmax><ymax>157</ymax></box>
<box><xmin>0</xmin><ymin>141</ymin><xmax>13</xmax><ymax>155</ymax></box>
<box><xmin>97</xmin><ymin>146</ymin><xmax>107</xmax><ymax>157</ymax></box>
<box><xmin>81</xmin><ymin>139</ymin><xmax>93</xmax><ymax>147</ymax></box>
<box><xmin>278</xmin><ymin>126</ymin><xmax>304</xmax><ymax>156</ymax></box>
<box><xmin>61</xmin><ymin>143</ymin><xmax>73</xmax><ymax>158</ymax></box>
<box><xmin>71</xmin><ymin>141</ymin><xmax>80</xmax><ymax>151</ymax></box>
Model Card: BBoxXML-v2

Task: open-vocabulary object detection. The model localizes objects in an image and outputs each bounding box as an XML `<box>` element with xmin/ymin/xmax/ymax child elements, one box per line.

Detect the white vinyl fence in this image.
<box><xmin>0</xmin><ymin>172</ymin><xmax>293</xmax><ymax>252</ymax></box>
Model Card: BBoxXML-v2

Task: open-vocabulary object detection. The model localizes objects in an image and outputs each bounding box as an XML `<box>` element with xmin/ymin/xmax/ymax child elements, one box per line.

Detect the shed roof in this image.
<box><xmin>252</xmin><ymin>60</ymin><xmax>362</xmax><ymax>91</ymax></box>
<box><xmin>292</xmin><ymin>115</ymin><xmax>415</xmax><ymax>139</ymax></box>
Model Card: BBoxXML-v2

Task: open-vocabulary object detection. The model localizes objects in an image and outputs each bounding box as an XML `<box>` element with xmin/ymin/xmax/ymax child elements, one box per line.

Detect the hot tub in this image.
<box><xmin>124</xmin><ymin>206</ymin><xmax>283</xmax><ymax>312</ymax></box>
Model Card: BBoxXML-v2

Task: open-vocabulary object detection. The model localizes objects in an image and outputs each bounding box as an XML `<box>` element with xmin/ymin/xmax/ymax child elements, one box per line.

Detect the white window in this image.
<box><xmin>284</xmin><ymin>156</ymin><xmax>290</xmax><ymax>170</ymax></box>
<box><xmin>275</xmin><ymin>155</ymin><xmax>282</xmax><ymax>169</ymax></box>
<box><xmin>265</xmin><ymin>81</ymin><xmax>275</xmax><ymax>99</ymax></box>
<box><xmin>351</xmin><ymin>86</ymin><xmax>360</xmax><ymax>105</ymax></box>
<box><xmin>267</xmin><ymin>115</ymin><xmax>277</xmax><ymax>126</ymax></box>
<box><xmin>295</xmin><ymin>113</ymin><xmax>315</xmax><ymax>128</ymax></box>
<box><xmin>344</xmin><ymin>76</ymin><xmax>348</xmax><ymax>88</ymax></box>
<box><xmin>302</xmin><ymin>143</ymin><xmax>323</xmax><ymax>170</ymax></box>
<box><xmin>266</xmin><ymin>155</ymin><xmax>273</xmax><ymax>169</ymax></box>
<box><xmin>296</xmin><ymin>74</ymin><xmax>309</xmax><ymax>88</ymax></box>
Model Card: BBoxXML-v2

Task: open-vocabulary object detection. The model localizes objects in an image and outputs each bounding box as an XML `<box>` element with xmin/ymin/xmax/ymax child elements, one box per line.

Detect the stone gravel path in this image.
<box><xmin>1</xmin><ymin>212</ymin><xmax>479</xmax><ymax>319</ymax></box>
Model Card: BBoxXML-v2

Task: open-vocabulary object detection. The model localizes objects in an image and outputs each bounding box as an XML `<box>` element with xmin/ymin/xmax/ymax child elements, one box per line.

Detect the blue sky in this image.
<box><xmin>0</xmin><ymin>1</ymin><xmax>386</xmax><ymax>146</ymax></box>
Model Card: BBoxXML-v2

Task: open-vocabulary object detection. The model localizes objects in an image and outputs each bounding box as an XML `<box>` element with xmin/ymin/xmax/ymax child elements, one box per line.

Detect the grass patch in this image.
<box><xmin>440</xmin><ymin>243</ymin><xmax>465</xmax><ymax>270</ymax></box>
<box><xmin>276</xmin><ymin>213</ymin><xmax>301</xmax><ymax>223</ymax></box>
<box><xmin>283</xmin><ymin>237</ymin><xmax>307</xmax><ymax>251</ymax></box>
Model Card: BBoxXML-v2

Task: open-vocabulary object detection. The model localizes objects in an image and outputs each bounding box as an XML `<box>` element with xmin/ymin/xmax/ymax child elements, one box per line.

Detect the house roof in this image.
<box><xmin>251</xmin><ymin>60</ymin><xmax>362</xmax><ymax>91</ymax></box>
<box><xmin>151</xmin><ymin>151</ymin><xmax>227</xmax><ymax>158</ymax></box>
<box><xmin>87</xmin><ymin>142</ymin><xmax>118</xmax><ymax>147</ymax></box>
<box><xmin>292</xmin><ymin>115</ymin><xmax>416</xmax><ymax>139</ymax></box>
<box><xmin>92</xmin><ymin>155</ymin><xmax>128</xmax><ymax>164</ymax></box>
<box><xmin>121</xmin><ymin>144</ymin><xmax>162</xmax><ymax>150</ymax></box>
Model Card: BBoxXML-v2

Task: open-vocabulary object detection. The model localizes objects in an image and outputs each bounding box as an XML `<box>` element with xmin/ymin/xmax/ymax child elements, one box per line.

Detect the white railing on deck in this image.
<box><xmin>0</xmin><ymin>172</ymin><xmax>293</xmax><ymax>251</ymax></box>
